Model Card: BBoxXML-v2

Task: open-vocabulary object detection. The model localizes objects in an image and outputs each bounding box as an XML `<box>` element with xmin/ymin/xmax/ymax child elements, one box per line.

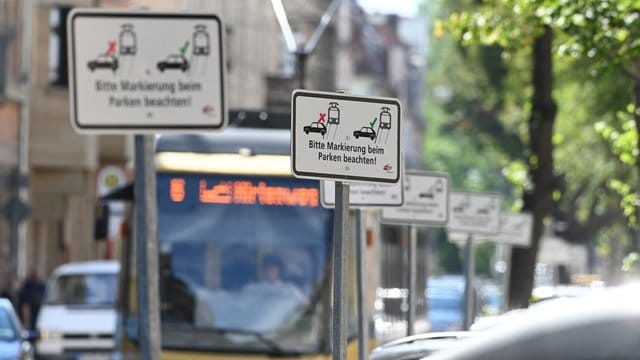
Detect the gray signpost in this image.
<box><xmin>492</xmin><ymin>213</ymin><xmax>534</xmax><ymax>310</ymax></box>
<box><xmin>447</xmin><ymin>191</ymin><xmax>501</xmax><ymax>330</ymax></box>
<box><xmin>322</xmin><ymin>179</ymin><xmax>404</xmax><ymax>360</ymax></box>
<box><xmin>292</xmin><ymin>90</ymin><xmax>401</xmax><ymax>360</ymax></box>
<box><xmin>68</xmin><ymin>9</ymin><xmax>226</xmax><ymax>359</ymax></box>
<box><xmin>380</xmin><ymin>171</ymin><xmax>451</xmax><ymax>336</ymax></box>
<box><xmin>448</xmin><ymin>212</ymin><xmax>532</xmax><ymax>311</ymax></box>
<box><xmin>355</xmin><ymin>209</ymin><xmax>368</xmax><ymax>360</ymax></box>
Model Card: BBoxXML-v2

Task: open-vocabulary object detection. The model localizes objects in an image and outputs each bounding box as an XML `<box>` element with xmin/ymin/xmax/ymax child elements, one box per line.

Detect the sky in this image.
<box><xmin>356</xmin><ymin>0</ymin><xmax>421</xmax><ymax>17</ymax></box>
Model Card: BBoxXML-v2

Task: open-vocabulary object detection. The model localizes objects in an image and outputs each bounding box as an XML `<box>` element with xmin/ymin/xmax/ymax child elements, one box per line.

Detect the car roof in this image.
<box><xmin>157</xmin><ymin>127</ymin><xmax>290</xmax><ymax>155</ymax></box>
<box><xmin>380</xmin><ymin>331</ymin><xmax>473</xmax><ymax>348</ymax></box>
<box><xmin>0</xmin><ymin>298</ymin><xmax>14</xmax><ymax>309</ymax></box>
<box><xmin>429</xmin><ymin>283</ymin><xmax>640</xmax><ymax>360</ymax></box>
<box><xmin>52</xmin><ymin>260</ymin><xmax>120</xmax><ymax>276</ymax></box>
<box><xmin>372</xmin><ymin>332</ymin><xmax>476</xmax><ymax>360</ymax></box>
<box><xmin>0</xmin><ymin>298</ymin><xmax>22</xmax><ymax>329</ymax></box>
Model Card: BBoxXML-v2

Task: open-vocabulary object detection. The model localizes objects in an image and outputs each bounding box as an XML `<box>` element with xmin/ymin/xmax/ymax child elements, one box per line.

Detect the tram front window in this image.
<box><xmin>155</xmin><ymin>173</ymin><xmax>332</xmax><ymax>354</ymax></box>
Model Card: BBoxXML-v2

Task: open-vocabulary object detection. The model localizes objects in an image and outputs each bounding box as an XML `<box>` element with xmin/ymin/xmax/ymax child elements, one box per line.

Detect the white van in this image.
<box><xmin>36</xmin><ymin>260</ymin><xmax>119</xmax><ymax>358</ymax></box>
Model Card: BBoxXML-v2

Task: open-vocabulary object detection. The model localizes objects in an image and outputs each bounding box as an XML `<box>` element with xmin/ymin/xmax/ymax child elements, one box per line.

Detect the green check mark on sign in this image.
<box><xmin>370</xmin><ymin>117</ymin><xmax>377</xmax><ymax>128</ymax></box>
<box><xmin>180</xmin><ymin>41</ymin><xmax>190</xmax><ymax>56</ymax></box>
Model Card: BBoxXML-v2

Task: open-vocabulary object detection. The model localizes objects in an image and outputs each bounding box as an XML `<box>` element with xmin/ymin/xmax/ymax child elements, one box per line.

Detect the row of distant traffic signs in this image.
<box><xmin>291</xmin><ymin>90</ymin><xmax>531</xmax><ymax>248</ymax></box>
<box><xmin>321</xmin><ymin>172</ymin><xmax>532</xmax><ymax>247</ymax></box>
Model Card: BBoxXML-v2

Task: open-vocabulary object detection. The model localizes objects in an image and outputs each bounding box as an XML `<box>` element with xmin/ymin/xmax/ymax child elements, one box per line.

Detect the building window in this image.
<box><xmin>48</xmin><ymin>6</ymin><xmax>72</xmax><ymax>87</ymax></box>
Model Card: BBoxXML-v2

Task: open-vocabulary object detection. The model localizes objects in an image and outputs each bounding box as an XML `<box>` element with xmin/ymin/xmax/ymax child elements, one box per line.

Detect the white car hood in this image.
<box><xmin>37</xmin><ymin>305</ymin><xmax>116</xmax><ymax>333</ymax></box>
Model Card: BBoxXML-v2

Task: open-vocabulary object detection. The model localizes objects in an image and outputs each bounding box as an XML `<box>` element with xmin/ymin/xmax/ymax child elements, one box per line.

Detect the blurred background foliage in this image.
<box><xmin>422</xmin><ymin>0</ymin><xmax>640</xmax><ymax>291</ymax></box>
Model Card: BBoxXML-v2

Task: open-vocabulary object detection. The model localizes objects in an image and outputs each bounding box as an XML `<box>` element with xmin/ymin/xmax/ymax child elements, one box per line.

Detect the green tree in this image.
<box><xmin>427</xmin><ymin>0</ymin><xmax>638</xmax><ymax>298</ymax></box>
<box><xmin>540</xmin><ymin>0</ymin><xmax>640</xmax><ymax>249</ymax></box>
<box><xmin>443</xmin><ymin>0</ymin><xmax>558</xmax><ymax>309</ymax></box>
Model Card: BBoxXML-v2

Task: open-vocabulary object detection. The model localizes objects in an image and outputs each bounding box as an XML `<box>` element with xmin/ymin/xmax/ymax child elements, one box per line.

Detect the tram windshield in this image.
<box><xmin>154</xmin><ymin>173</ymin><xmax>332</xmax><ymax>354</ymax></box>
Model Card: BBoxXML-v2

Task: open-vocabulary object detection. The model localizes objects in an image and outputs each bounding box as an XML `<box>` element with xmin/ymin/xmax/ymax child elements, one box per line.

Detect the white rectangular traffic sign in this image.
<box><xmin>448</xmin><ymin>213</ymin><xmax>532</xmax><ymax>247</ymax></box>
<box><xmin>292</xmin><ymin>90</ymin><xmax>401</xmax><ymax>184</ymax></box>
<box><xmin>447</xmin><ymin>191</ymin><xmax>501</xmax><ymax>235</ymax></box>
<box><xmin>379</xmin><ymin>171</ymin><xmax>450</xmax><ymax>226</ymax></box>
<box><xmin>68</xmin><ymin>10</ymin><xmax>226</xmax><ymax>133</ymax></box>
<box><xmin>321</xmin><ymin>180</ymin><xmax>403</xmax><ymax>208</ymax></box>
<box><xmin>494</xmin><ymin>213</ymin><xmax>533</xmax><ymax>247</ymax></box>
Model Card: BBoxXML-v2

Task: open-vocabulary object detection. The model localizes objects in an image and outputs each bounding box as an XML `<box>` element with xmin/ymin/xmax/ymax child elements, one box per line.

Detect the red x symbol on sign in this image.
<box><xmin>318</xmin><ymin>113</ymin><xmax>326</xmax><ymax>122</ymax></box>
<box><xmin>106</xmin><ymin>41</ymin><xmax>117</xmax><ymax>56</ymax></box>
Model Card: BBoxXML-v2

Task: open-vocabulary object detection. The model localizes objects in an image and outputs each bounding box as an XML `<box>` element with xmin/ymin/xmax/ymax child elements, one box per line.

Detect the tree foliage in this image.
<box><xmin>425</xmin><ymin>0</ymin><xmax>640</xmax><ymax>304</ymax></box>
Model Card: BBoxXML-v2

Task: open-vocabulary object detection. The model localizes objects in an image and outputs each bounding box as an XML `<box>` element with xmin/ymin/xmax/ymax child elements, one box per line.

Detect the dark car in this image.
<box><xmin>87</xmin><ymin>55</ymin><xmax>118</xmax><ymax>72</ymax></box>
<box><xmin>353</xmin><ymin>126</ymin><xmax>376</xmax><ymax>140</ymax></box>
<box><xmin>0</xmin><ymin>298</ymin><xmax>36</xmax><ymax>360</ymax></box>
<box><xmin>429</xmin><ymin>283</ymin><xmax>640</xmax><ymax>360</ymax></box>
<box><xmin>303</xmin><ymin>122</ymin><xmax>327</xmax><ymax>135</ymax></box>
<box><xmin>157</xmin><ymin>54</ymin><xmax>189</xmax><ymax>72</ymax></box>
<box><xmin>370</xmin><ymin>331</ymin><xmax>475</xmax><ymax>360</ymax></box>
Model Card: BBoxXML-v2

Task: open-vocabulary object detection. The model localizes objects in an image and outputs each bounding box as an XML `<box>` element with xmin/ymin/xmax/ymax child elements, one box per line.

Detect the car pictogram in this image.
<box><xmin>87</xmin><ymin>55</ymin><xmax>118</xmax><ymax>72</ymax></box>
<box><xmin>157</xmin><ymin>54</ymin><xmax>189</xmax><ymax>72</ymax></box>
<box><xmin>353</xmin><ymin>126</ymin><xmax>376</xmax><ymax>140</ymax></box>
<box><xmin>304</xmin><ymin>122</ymin><xmax>327</xmax><ymax>136</ymax></box>
<box><xmin>419</xmin><ymin>192</ymin><xmax>434</xmax><ymax>199</ymax></box>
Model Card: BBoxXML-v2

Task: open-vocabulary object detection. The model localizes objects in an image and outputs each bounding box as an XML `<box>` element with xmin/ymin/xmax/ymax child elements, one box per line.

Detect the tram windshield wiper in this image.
<box><xmin>208</xmin><ymin>327</ymin><xmax>291</xmax><ymax>355</ymax></box>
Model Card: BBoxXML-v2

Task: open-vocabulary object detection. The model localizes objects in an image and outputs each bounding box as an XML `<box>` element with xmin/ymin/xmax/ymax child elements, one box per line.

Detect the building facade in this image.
<box><xmin>1</xmin><ymin>0</ymin><xmax>342</xmax><ymax>280</ymax></box>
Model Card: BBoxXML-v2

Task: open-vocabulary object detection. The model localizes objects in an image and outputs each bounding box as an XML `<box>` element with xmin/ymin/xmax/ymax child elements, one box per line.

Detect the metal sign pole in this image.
<box><xmin>134</xmin><ymin>134</ymin><xmax>161</xmax><ymax>360</ymax></box>
<box><xmin>407</xmin><ymin>225</ymin><xmax>417</xmax><ymax>336</ymax></box>
<box><xmin>332</xmin><ymin>181</ymin><xmax>349</xmax><ymax>360</ymax></box>
<box><xmin>355</xmin><ymin>209</ymin><xmax>369</xmax><ymax>360</ymax></box>
<box><xmin>463</xmin><ymin>234</ymin><xmax>475</xmax><ymax>330</ymax></box>
<box><xmin>502</xmin><ymin>244</ymin><xmax>512</xmax><ymax>312</ymax></box>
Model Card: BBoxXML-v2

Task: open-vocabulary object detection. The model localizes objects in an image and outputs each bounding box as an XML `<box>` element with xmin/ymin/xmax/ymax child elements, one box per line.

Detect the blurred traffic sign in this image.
<box><xmin>68</xmin><ymin>9</ymin><xmax>226</xmax><ymax>133</ymax></box>
<box><xmin>0</xmin><ymin>196</ymin><xmax>31</xmax><ymax>223</ymax></box>
<box><xmin>320</xmin><ymin>179</ymin><xmax>403</xmax><ymax>208</ymax></box>
<box><xmin>379</xmin><ymin>171</ymin><xmax>450</xmax><ymax>226</ymax></box>
<box><xmin>291</xmin><ymin>90</ymin><xmax>401</xmax><ymax>184</ymax></box>
<box><xmin>449</xmin><ymin>213</ymin><xmax>530</xmax><ymax>246</ymax></box>
<box><xmin>0</xmin><ymin>170</ymin><xmax>29</xmax><ymax>188</ymax></box>
<box><xmin>493</xmin><ymin>213</ymin><xmax>533</xmax><ymax>247</ymax></box>
<box><xmin>447</xmin><ymin>191</ymin><xmax>501</xmax><ymax>235</ymax></box>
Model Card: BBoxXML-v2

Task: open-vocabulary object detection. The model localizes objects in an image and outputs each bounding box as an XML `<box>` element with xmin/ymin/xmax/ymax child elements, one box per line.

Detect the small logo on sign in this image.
<box><xmin>383</xmin><ymin>163</ymin><xmax>393</xmax><ymax>173</ymax></box>
<box><xmin>202</xmin><ymin>105</ymin><xmax>215</xmax><ymax>117</ymax></box>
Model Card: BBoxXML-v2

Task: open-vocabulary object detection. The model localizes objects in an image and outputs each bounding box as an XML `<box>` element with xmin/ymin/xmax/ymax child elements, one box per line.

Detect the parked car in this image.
<box><xmin>157</xmin><ymin>54</ymin><xmax>189</xmax><ymax>72</ymax></box>
<box><xmin>426</xmin><ymin>276</ymin><xmax>480</xmax><ymax>332</ymax></box>
<box><xmin>429</xmin><ymin>283</ymin><xmax>640</xmax><ymax>360</ymax></box>
<box><xmin>353</xmin><ymin>126</ymin><xmax>376</xmax><ymax>140</ymax></box>
<box><xmin>0</xmin><ymin>298</ymin><xmax>35</xmax><ymax>360</ymax></box>
<box><xmin>370</xmin><ymin>331</ymin><xmax>475</xmax><ymax>360</ymax></box>
<box><xmin>303</xmin><ymin>122</ymin><xmax>327</xmax><ymax>135</ymax></box>
<box><xmin>36</xmin><ymin>260</ymin><xmax>119</xmax><ymax>358</ymax></box>
<box><xmin>87</xmin><ymin>55</ymin><xmax>118</xmax><ymax>72</ymax></box>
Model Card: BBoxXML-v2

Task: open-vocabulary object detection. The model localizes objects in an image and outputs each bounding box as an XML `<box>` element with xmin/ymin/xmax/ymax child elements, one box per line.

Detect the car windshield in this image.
<box><xmin>154</xmin><ymin>173</ymin><xmax>332</xmax><ymax>354</ymax></box>
<box><xmin>0</xmin><ymin>307</ymin><xmax>18</xmax><ymax>341</ymax></box>
<box><xmin>45</xmin><ymin>273</ymin><xmax>118</xmax><ymax>306</ymax></box>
